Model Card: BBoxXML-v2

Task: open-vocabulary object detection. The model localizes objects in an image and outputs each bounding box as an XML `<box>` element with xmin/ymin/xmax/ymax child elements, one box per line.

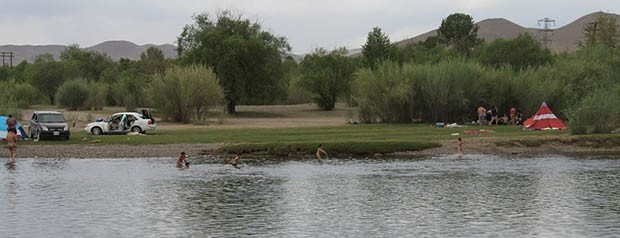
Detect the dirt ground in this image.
<box><xmin>21</xmin><ymin>104</ymin><xmax>351</xmax><ymax>131</ymax></box>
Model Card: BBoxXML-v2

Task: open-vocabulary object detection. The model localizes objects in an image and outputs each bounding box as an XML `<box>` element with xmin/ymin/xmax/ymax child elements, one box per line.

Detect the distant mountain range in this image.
<box><xmin>393</xmin><ymin>11</ymin><xmax>619</xmax><ymax>53</ymax></box>
<box><xmin>1</xmin><ymin>11</ymin><xmax>618</xmax><ymax>64</ymax></box>
<box><xmin>0</xmin><ymin>41</ymin><xmax>176</xmax><ymax>64</ymax></box>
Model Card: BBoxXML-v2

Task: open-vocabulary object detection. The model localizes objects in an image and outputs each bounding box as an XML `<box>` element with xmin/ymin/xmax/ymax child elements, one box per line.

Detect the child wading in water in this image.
<box><xmin>457</xmin><ymin>138</ymin><xmax>463</xmax><ymax>158</ymax></box>
<box><xmin>316</xmin><ymin>144</ymin><xmax>328</xmax><ymax>162</ymax></box>
<box><xmin>176</xmin><ymin>152</ymin><xmax>189</xmax><ymax>169</ymax></box>
<box><xmin>229</xmin><ymin>153</ymin><xmax>241</xmax><ymax>169</ymax></box>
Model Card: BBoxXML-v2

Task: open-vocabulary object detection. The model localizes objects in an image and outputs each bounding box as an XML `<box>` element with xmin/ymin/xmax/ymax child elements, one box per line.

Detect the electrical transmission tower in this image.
<box><xmin>538</xmin><ymin>17</ymin><xmax>556</xmax><ymax>48</ymax></box>
<box><xmin>0</xmin><ymin>51</ymin><xmax>14</xmax><ymax>67</ymax></box>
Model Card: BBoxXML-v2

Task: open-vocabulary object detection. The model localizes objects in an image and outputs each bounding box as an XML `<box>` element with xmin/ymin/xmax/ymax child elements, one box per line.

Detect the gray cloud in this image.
<box><xmin>1</xmin><ymin>0</ymin><xmax>619</xmax><ymax>54</ymax></box>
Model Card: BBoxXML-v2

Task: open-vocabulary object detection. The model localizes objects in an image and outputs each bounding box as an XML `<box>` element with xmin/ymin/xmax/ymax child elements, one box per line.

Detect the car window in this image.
<box><xmin>32</xmin><ymin>114</ymin><xmax>37</xmax><ymax>121</ymax></box>
<box><xmin>38</xmin><ymin>114</ymin><xmax>66</xmax><ymax>123</ymax></box>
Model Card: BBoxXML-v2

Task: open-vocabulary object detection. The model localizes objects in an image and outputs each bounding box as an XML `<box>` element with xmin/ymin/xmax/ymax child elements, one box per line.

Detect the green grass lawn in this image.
<box><xmin>30</xmin><ymin>124</ymin><xmax>603</xmax><ymax>155</ymax></box>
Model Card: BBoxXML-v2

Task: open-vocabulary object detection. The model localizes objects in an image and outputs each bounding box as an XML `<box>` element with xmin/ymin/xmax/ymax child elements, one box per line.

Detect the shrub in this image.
<box><xmin>148</xmin><ymin>65</ymin><xmax>224</xmax><ymax>123</ymax></box>
<box><xmin>354</xmin><ymin>61</ymin><xmax>414</xmax><ymax>123</ymax></box>
<box><xmin>568</xmin><ymin>87</ymin><xmax>620</xmax><ymax>134</ymax></box>
<box><xmin>86</xmin><ymin>81</ymin><xmax>108</xmax><ymax>110</ymax></box>
<box><xmin>0</xmin><ymin>80</ymin><xmax>40</xmax><ymax>108</ymax></box>
<box><xmin>110</xmin><ymin>76</ymin><xmax>147</xmax><ymax>111</ymax></box>
<box><xmin>56</xmin><ymin>79</ymin><xmax>89</xmax><ymax>110</ymax></box>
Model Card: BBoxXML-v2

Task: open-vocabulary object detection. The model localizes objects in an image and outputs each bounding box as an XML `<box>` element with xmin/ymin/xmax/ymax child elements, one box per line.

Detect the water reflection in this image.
<box><xmin>0</xmin><ymin>156</ymin><xmax>619</xmax><ymax>237</ymax></box>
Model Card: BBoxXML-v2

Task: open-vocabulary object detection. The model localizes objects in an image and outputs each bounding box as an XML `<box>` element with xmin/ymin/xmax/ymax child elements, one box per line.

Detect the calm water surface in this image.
<box><xmin>1</xmin><ymin>155</ymin><xmax>619</xmax><ymax>238</ymax></box>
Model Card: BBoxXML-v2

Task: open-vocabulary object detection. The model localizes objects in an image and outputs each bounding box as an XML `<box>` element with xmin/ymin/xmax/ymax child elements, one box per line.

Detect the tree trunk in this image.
<box><xmin>227</xmin><ymin>100</ymin><xmax>236</xmax><ymax>114</ymax></box>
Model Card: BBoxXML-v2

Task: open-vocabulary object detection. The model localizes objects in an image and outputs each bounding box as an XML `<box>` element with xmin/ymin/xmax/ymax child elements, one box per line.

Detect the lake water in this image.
<box><xmin>1</xmin><ymin>155</ymin><xmax>619</xmax><ymax>238</ymax></box>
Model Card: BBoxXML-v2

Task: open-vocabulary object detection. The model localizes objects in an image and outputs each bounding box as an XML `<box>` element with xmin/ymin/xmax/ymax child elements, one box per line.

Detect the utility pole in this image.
<box><xmin>538</xmin><ymin>17</ymin><xmax>556</xmax><ymax>48</ymax></box>
<box><xmin>0</xmin><ymin>51</ymin><xmax>15</xmax><ymax>67</ymax></box>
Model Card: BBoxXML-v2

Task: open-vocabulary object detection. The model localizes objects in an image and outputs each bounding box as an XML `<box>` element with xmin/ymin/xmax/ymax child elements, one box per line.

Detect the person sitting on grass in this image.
<box><xmin>500</xmin><ymin>113</ymin><xmax>509</xmax><ymax>125</ymax></box>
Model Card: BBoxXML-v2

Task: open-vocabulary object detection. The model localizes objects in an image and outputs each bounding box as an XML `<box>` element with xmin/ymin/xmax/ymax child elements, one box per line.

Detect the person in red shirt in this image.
<box><xmin>509</xmin><ymin>107</ymin><xmax>517</xmax><ymax>125</ymax></box>
<box><xmin>6</xmin><ymin>114</ymin><xmax>17</xmax><ymax>132</ymax></box>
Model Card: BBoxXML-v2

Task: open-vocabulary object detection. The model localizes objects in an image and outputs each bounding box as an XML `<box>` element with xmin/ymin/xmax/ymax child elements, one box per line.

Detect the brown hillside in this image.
<box><xmin>0</xmin><ymin>41</ymin><xmax>177</xmax><ymax>63</ymax></box>
<box><xmin>550</xmin><ymin>11</ymin><xmax>620</xmax><ymax>52</ymax></box>
<box><xmin>392</xmin><ymin>11</ymin><xmax>620</xmax><ymax>53</ymax></box>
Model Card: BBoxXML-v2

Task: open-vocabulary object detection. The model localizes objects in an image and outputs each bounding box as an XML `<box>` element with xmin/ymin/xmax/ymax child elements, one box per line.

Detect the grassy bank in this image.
<box><xmin>495</xmin><ymin>134</ymin><xmax>620</xmax><ymax>148</ymax></box>
<box><xmin>30</xmin><ymin>123</ymin><xmax>617</xmax><ymax>156</ymax></box>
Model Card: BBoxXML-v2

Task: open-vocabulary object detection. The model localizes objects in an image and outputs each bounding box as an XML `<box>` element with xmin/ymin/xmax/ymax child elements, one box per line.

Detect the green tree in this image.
<box><xmin>110</xmin><ymin>76</ymin><xmax>146</xmax><ymax>111</ymax></box>
<box><xmin>437</xmin><ymin>13</ymin><xmax>481</xmax><ymax>55</ymax></box>
<box><xmin>354</xmin><ymin>61</ymin><xmax>415</xmax><ymax>123</ymax></box>
<box><xmin>299</xmin><ymin>48</ymin><xmax>356</xmax><ymax>110</ymax></box>
<box><xmin>0</xmin><ymin>80</ymin><xmax>40</xmax><ymax>108</ymax></box>
<box><xmin>148</xmin><ymin>65</ymin><xmax>224</xmax><ymax>123</ymax></box>
<box><xmin>362</xmin><ymin>27</ymin><xmax>399</xmax><ymax>68</ymax></box>
<box><xmin>401</xmin><ymin>37</ymin><xmax>449</xmax><ymax>64</ymax></box>
<box><xmin>582</xmin><ymin>14</ymin><xmax>620</xmax><ymax>48</ymax></box>
<box><xmin>24</xmin><ymin>54</ymin><xmax>66</xmax><ymax>104</ymax></box>
<box><xmin>60</xmin><ymin>45</ymin><xmax>115</xmax><ymax>82</ymax></box>
<box><xmin>477</xmin><ymin>33</ymin><xmax>552</xmax><ymax>69</ymax></box>
<box><xmin>56</xmin><ymin>79</ymin><xmax>89</xmax><ymax>110</ymax></box>
<box><xmin>139</xmin><ymin>47</ymin><xmax>168</xmax><ymax>76</ymax></box>
<box><xmin>177</xmin><ymin>11</ymin><xmax>291</xmax><ymax>114</ymax></box>
<box><xmin>85</xmin><ymin>81</ymin><xmax>108</xmax><ymax>110</ymax></box>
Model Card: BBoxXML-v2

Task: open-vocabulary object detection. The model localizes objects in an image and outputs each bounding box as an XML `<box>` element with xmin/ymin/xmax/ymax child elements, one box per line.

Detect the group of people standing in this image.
<box><xmin>476</xmin><ymin>105</ymin><xmax>523</xmax><ymax>126</ymax></box>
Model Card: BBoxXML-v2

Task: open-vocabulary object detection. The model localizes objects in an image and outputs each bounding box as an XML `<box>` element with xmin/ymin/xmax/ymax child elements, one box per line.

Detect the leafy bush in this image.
<box><xmin>0</xmin><ymin>80</ymin><xmax>40</xmax><ymax>108</ymax></box>
<box><xmin>148</xmin><ymin>65</ymin><xmax>224</xmax><ymax>123</ymax></box>
<box><xmin>568</xmin><ymin>87</ymin><xmax>620</xmax><ymax>134</ymax></box>
<box><xmin>86</xmin><ymin>81</ymin><xmax>108</xmax><ymax>110</ymax></box>
<box><xmin>299</xmin><ymin>48</ymin><xmax>356</xmax><ymax>110</ymax></box>
<box><xmin>354</xmin><ymin>61</ymin><xmax>414</xmax><ymax>123</ymax></box>
<box><xmin>55</xmin><ymin>79</ymin><xmax>89</xmax><ymax>110</ymax></box>
<box><xmin>110</xmin><ymin>76</ymin><xmax>147</xmax><ymax>111</ymax></box>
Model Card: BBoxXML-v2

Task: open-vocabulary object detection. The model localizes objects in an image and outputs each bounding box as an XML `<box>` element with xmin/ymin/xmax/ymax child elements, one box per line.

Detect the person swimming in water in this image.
<box><xmin>316</xmin><ymin>144</ymin><xmax>328</xmax><ymax>162</ymax></box>
<box><xmin>229</xmin><ymin>153</ymin><xmax>241</xmax><ymax>168</ymax></box>
<box><xmin>457</xmin><ymin>137</ymin><xmax>463</xmax><ymax>159</ymax></box>
<box><xmin>176</xmin><ymin>152</ymin><xmax>189</xmax><ymax>168</ymax></box>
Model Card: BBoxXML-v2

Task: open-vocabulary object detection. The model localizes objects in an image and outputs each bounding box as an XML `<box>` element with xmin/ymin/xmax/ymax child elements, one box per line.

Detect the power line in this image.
<box><xmin>1</xmin><ymin>51</ymin><xmax>15</xmax><ymax>67</ymax></box>
<box><xmin>538</xmin><ymin>17</ymin><xmax>556</xmax><ymax>48</ymax></box>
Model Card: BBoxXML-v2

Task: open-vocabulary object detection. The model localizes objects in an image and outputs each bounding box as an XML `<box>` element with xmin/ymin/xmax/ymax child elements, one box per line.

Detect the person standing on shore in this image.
<box><xmin>457</xmin><ymin>137</ymin><xmax>463</xmax><ymax>159</ymax></box>
<box><xmin>316</xmin><ymin>144</ymin><xmax>328</xmax><ymax>162</ymax></box>
<box><xmin>6</xmin><ymin>129</ymin><xmax>17</xmax><ymax>163</ymax></box>
<box><xmin>477</xmin><ymin>105</ymin><xmax>486</xmax><ymax>126</ymax></box>
<box><xmin>509</xmin><ymin>107</ymin><xmax>517</xmax><ymax>125</ymax></box>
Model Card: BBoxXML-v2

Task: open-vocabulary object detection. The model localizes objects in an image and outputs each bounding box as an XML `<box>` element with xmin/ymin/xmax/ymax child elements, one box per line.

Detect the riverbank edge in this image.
<box><xmin>11</xmin><ymin>137</ymin><xmax>620</xmax><ymax>159</ymax></box>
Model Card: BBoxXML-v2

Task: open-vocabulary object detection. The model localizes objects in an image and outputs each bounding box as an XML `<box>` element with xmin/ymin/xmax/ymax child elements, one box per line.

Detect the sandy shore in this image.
<box><xmin>13</xmin><ymin>144</ymin><xmax>223</xmax><ymax>159</ymax></box>
<box><xmin>9</xmin><ymin>138</ymin><xmax>620</xmax><ymax>159</ymax></box>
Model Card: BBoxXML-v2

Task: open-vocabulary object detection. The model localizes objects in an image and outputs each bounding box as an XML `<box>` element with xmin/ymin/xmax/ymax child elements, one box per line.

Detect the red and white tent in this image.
<box><xmin>523</xmin><ymin>102</ymin><xmax>567</xmax><ymax>130</ymax></box>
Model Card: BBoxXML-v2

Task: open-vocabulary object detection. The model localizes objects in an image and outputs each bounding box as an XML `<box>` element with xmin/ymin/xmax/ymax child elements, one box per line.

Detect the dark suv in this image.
<box><xmin>29</xmin><ymin>111</ymin><xmax>70</xmax><ymax>140</ymax></box>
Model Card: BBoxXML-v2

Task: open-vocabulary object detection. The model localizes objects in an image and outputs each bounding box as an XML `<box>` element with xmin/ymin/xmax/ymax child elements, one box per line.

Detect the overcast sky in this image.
<box><xmin>1</xmin><ymin>0</ymin><xmax>619</xmax><ymax>54</ymax></box>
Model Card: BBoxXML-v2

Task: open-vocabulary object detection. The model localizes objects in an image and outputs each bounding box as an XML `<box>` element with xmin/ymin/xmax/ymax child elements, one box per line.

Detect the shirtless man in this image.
<box><xmin>477</xmin><ymin>105</ymin><xmax>487</xmax><ymax>126</ymax></box>
<box><xmin>316</xmin><ymin>144</ymin><xmax>328</xmax><ymax>162</ymax></box>
<box><xmin>176</xmin><ymin>152</ymin><xmax>189</xmax><ymax>168</ymax></box>
<box><xmin>6</xmin><ymin>129</ymin><xmax>17</xmax><ymax>163</ymax></box>
<box><xmin>457</xmin><ymin>137</ymin><xmax>463</xmax><ymax>159</ymax></box>
<box><xmin>229</xmin><ymin>153</ymin><xmax>241</xmax><ymax>168</ymax></box>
